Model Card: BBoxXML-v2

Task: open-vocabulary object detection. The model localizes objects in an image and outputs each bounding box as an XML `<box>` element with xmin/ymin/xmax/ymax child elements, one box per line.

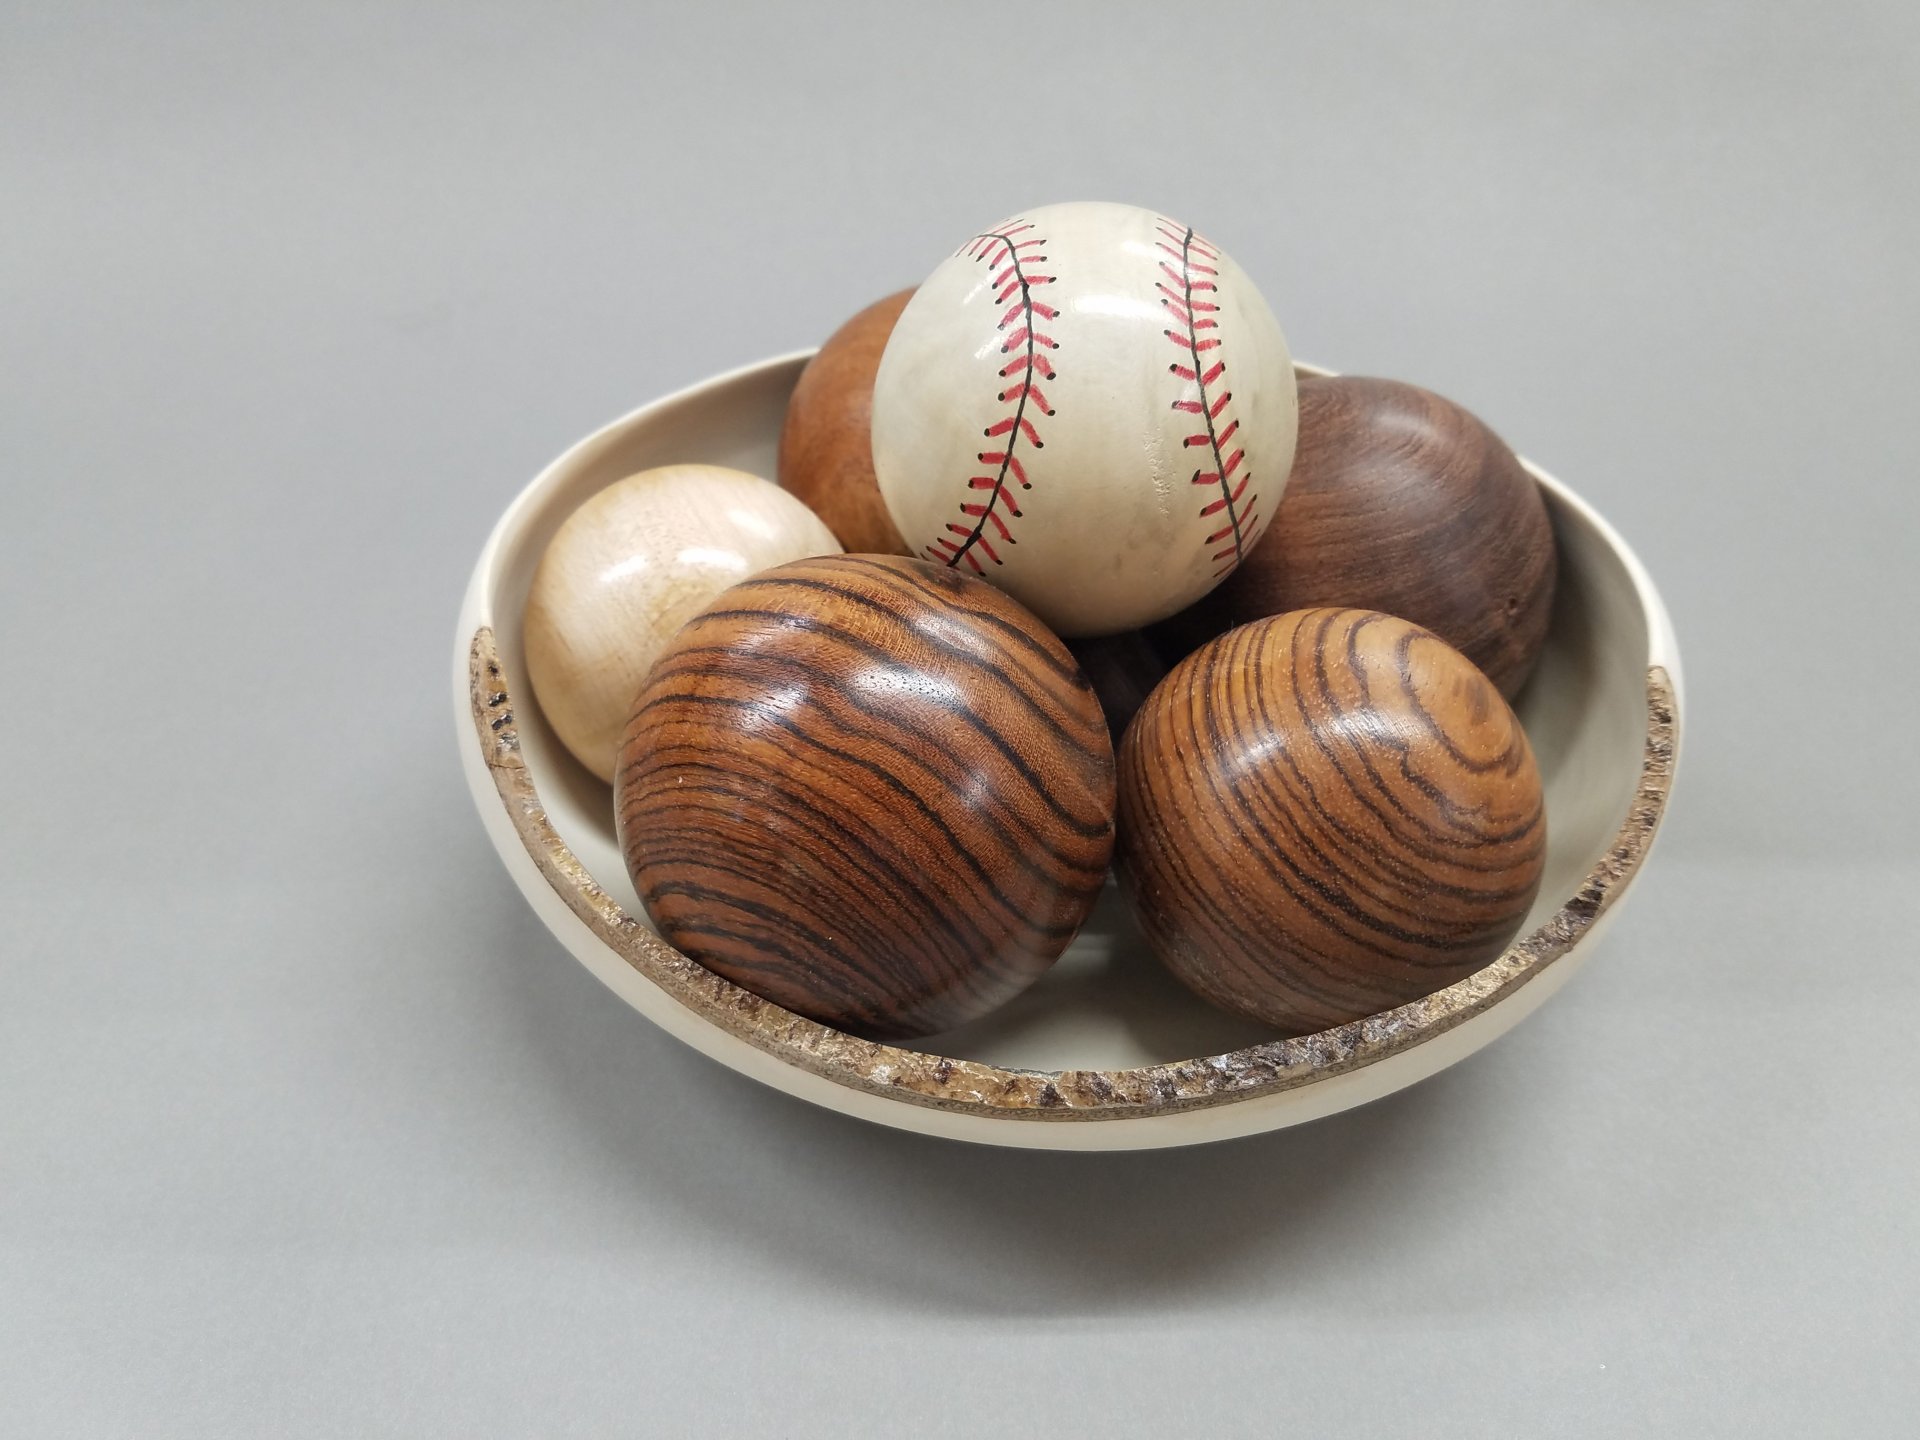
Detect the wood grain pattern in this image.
<box><xmin>777</xmin><ymin>289</ymin><xmax>915</xmax><ymax>555</ymax></box>
<box><xmin>475</xmin><ymin>626</ymin><xmax>1675</xmax><ymax>1119</ymax></box>
<box><xmin>615</xmin><ymin>554</ymin><xmax>1115</xmax><ymax>1040</ymax></box>
<box><xmin>1179</xmin><ymin>376</ymin><xmax>1558</xmax><ymax>699</ymax></box>
<box><xmin>1117</xmin><ymin>608</ymin><xmax>1546</xmax><ymax>1036</ymax></box>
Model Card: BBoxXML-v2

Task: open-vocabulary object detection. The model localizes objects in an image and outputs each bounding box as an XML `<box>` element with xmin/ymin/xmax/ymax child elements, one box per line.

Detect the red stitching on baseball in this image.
<box><xmin>1156</xmin><ymin>218</ymin><xmax>1257</xmax><ymax>577</ymax></box>
<box><xmin>927</xmin><ymin>220</ymin><xmax>1057</xmax><ymax>574</ymax></box>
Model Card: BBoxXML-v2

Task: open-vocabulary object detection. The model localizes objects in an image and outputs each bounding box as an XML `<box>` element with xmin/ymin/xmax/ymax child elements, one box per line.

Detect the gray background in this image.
<box><xmin>5</xmin><ymin>2</ymin><xmax>1916</xmax><ymax>1434</ymax></box>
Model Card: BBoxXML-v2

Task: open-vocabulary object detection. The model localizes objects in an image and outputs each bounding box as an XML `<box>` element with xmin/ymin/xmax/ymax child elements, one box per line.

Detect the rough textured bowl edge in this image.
<box><xmin>452</xmin><ymin>351</ymin><xmax>1683</xmax><ymax>1149</ymax></box>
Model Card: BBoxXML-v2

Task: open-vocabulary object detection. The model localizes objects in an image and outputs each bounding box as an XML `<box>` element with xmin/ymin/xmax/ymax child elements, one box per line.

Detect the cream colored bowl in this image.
<box><xmin>452</xmin><ymin>354</ymin><xmax>1682</xmax><ymax>1150</ymax></box>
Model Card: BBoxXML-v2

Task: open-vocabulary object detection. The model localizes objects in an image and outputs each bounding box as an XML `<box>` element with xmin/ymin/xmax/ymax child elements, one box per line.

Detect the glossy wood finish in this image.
<box><xmin>460</xmin><ymin>352</ymin><xmax>1682</xmax><ymax>1146</ymax></box>
<box><xmin>523</xmin><ymin>464</ymin><xmax>841</xmax><ymax>783</ymax></box>
<box><xmin>872</xmin><ymin>202</ymin><xmax>1298</xmax><ymax>637</ymax></box>
<box><xmin>1181</xmin><ymin>376</ymin><xmax>1557</xmax><ymax>698</ymax></box>
<box><xmin>615</xmin><ymin>554</ymin><xmax>1116</xmax><ymax>1040</ymax></box>
<box><xmin>1117</xmin><ymin>608</ymin><xmax>1547</xmax><ymax>1036</ymax></box>
<box><xmin>777</xmin><ymin>289</ymin><xmax>915</xmax><ymax>555</ymax></box>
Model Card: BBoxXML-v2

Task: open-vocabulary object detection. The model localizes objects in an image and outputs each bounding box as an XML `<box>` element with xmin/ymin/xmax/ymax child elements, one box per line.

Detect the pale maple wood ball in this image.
<box><xmin>524</xmin><ymin>464</ymin><xmax>841</xmax><ymax>784</ymax></box>
<box><xmin>616</xmin><ymin>555</ymin><xmax>1115</xmax><ymax>1041</ymax></box>
<box><xmin>1179</xmin><ymin>376</ymin><xmax>1558</xmax><ymax>699</ymax></box>
<box><xmin>1117</xmin><ymin>608</ymin><xmax>1547</xmax><ymax>1037</ymax></box>
<box><xmin>778</xmin><ymin>288</ymin><xmax>915</xmax><ymax>556</ymax></box>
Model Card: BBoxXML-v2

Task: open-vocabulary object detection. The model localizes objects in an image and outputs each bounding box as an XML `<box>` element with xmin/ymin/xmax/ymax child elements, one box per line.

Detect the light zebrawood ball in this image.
<box><xmin>1180</xmin><ymin>376</ymin><xmax>1558</xmax><ymax>699</ymax></box>
<box><xmin>1117</xmin><ymin>608</ymin><xmax>1546</xmax><ymax>1037</ymax></box>
<box><xmin>778</xmin><ymin>288</ymin><xmax>915</xmax><ymax>555</ymax></box>
<box><xmin>524</xmin><ymin>464</ymin><xmax>841</xmax><ymax>784</ymax></box>
<box><xmin>616</xmin><ymin>554</ymin><xmax>1115</xmax><ymax>1041</ymax></box>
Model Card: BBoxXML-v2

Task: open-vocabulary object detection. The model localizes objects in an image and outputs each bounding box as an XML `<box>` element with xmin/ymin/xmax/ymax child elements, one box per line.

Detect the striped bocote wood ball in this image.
<box><xmin>524</xmin><ymin>464</ymin><xmax>842</xmax><ymax>784</ymax></box>
<box><xmin>1176</xmin><ymin>376</ymin><xmax>1558</xmax><ymax>699</ymax></box>
<box><xmin>1116</xmin><ymin>608</ymin><xmax>1546</xmax><ymax>1037</ymax></box>
<box><xmin>616</xmin><ymin>554</ymin><xmax>1116</xmax><ymax>1041</ymax></box>
<box><xmin>777</xmin><ymin>288</ymin><xmax>915</xmax><ymax>556</ymax></box>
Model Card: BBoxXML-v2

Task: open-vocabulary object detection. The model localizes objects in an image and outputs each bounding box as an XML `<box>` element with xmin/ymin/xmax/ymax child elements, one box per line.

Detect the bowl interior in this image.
<box><xmin>481</xmin><ymin>358</ymin><xmax>1650</xmax><ymax>1072</ymax></box>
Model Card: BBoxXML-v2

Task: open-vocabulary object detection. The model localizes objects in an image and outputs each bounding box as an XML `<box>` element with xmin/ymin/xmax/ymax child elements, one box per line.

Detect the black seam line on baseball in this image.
<box><xmin>1244</xmin><ymin>618</ymin><xmax>1548</xmax><ymax>894</ymax></box>
<box><xmin>944</xmin><ymin>227</ymin><xmax>1043</xmax><ymax>571</ymax></box>
<box><xmin>1306</xmin><ymin>610</ymin><xmax>1545</xmax><ymax>855</ymax></box>
<box><xmin>1171</xmin><ymin>223</ymin><xmax>1247</xmax><ymax>563</ymax></box>
<box><xmin>625</xmin><ymin>767</ymin><xmax>997</xmax><ymax>977</ymax></box>
<box><xmin>637</xmin><ymin>838</ymin><xmax>1007</xmax><ymax>1011</ymax></box>
<box><xmin>665</xmin><ymin>607</ymin><xmax>1114</xmax><ymax>839</ymax></box>
<box><xmin>626</xmin><ymin>661</ymin><xmax>1113</xmax><ymax>894</ymax></box>
<box><xmin>1339</xmin><ymin>612</ymin><xmax>1546</xmax><ymax>848</ymax></box>
<box><xmin>829</xmin><ymin>557</ymin><xmax>1094</xmax><ymax>692</ymax></box>
<box><xmin>623</xmin><ymin>688</ymin><xmax>1104</xmax><ymax>935</ymax></box>
<box><xmin>1182</xmin><ymin>628</ymin><xmax>1499</xmax><ymax>973</ymax></box>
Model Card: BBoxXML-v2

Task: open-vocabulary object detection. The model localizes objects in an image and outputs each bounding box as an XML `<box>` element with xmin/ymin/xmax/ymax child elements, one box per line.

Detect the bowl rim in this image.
<box><xmin>453</xmin><ymin>351</ymin><xmax>1682</xmax><ymax>1148</ymax></box>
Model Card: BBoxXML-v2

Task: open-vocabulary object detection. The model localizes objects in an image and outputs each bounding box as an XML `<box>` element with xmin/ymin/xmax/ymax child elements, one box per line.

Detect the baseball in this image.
<box><xmin>871</xmin><ymin>201</ymin><xmax>1298</xmax><ymax>637</ymax></box>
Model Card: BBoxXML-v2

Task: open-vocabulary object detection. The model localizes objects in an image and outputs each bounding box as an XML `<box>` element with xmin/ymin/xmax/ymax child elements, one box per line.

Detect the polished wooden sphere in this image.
<box><xmin>1181</xmin><ymin>376</ymin><xmax>1558</xmax><ymax>699</ymax></box>
<box><xmin>524</xmin><ymin>464</ymin><xmax>841</xmax><ymax>783</ymax></box>
<box><xmin>777</xmin><ymin>289</ymin><xmax>915</xmax><ymax>556</ymax></box>
<box><xmin>1116</xmin><ymin>608</ymin><xmax>1546</xmax><ymax>1036</ymax></box>
<box><xmin>616</xmin><ymin>554</ymin><xmax>1116</xmax><ymax>1040</ymax></box>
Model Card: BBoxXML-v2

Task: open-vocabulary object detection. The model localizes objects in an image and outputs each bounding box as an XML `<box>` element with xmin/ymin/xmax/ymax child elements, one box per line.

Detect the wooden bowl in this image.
<box><xmin>452</xmin><ymin>354</ymin><xmax>1682</xmax><ymax>1150</ymax></box>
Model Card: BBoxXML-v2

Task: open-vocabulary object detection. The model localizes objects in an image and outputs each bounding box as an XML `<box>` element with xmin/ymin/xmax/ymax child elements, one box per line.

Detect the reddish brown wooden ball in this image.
<box><xmin>777</xmin><ymin>289</ymin><xmax>915</xmax><ymax>556</ymax></box>
<box><xmin>1179</xmin><ymin>376</ymin><xmax>1558</xmax><ymax>699</ymax></box>
<box><xmin>1117</xmin><ymin>608</ymin><xmax>1546</xmax><ymax>1036</ymax></box>
<box><xmin>616</xmin><ymin>554</ymin><xmax>1115</xmax><ymax>1041</ymax></box>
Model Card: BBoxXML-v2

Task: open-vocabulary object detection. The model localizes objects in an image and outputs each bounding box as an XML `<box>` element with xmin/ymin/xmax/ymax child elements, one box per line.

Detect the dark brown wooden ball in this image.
<box><xmin>616</xmin><ymin>554</ymin><xmax>1115</xmax><ymax>1041</ymax></box>
<box><xmin>1180</xmin><ymin>376</ymin><xmax>1558</xmax><ymax>699</ymax></box>
<box><xmin>777</xmin><ymin>289</ymin><xmax>915</xmax><ymax>556</ymax></box>
<box><xmin>1065</xmin><ymin>630</ymin><xmax>1175</xmax><ymax>749</ymax></box>
<box><xmin>1116</xmin><ymin>608</ymin><xmax>1546</xmax><ymax>1037</ymax></box>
